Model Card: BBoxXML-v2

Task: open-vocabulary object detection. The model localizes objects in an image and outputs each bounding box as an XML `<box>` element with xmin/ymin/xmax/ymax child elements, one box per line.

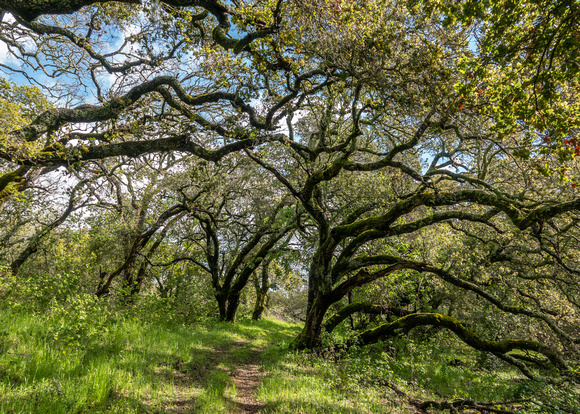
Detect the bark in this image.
<box><xmin>323</xmin><ymin>302</ymin><xmax>409</xmax><ymax>333</ymax></box>
<box><xmin>380</xmin><ymin>376</ymin><xmax>518</xmax><ymax>414</ymax></box>
<box><xmin>0</xmin><ymin>0</ymin><xmax>130</xmax><ymax>20</ymax></box>
<box><xmin>291</xmin><ymin>294</ymin><xmax>333</xmax><ymax>349</ymax></box>
<box><xmin>290</xmin><ymin>230</ymin><xmax>345</xmax><ymax>349</ymax></box>
<box><xmin>411</xmin><ymin>399</ymin><xmax>513</xmax><ymax>414</ymax></box>
<box><xmin>352</xmin><ymin>312</ymin><xmax>569</xmax><ymax>378</ymax></box>
<box><xmin>330</xmin><ymin>189</ymin><xmax>580</xmax><ymax>241</ymax></box>
<box><xmin>252</xmin><ymin>288</ymin><xmax>267</xmax><ymax>320</ymax></box>
<box><xmin>252</xmin><ymin>261</ymin><xmax>271</xmax><ymax>320</ymax></box>
<box><xmin>225</xmin><ymin>292</ymin><xmax>240</xmax><ymax>322</ymax></box>
<box><xmin>215</xmin><ymin>291</ymin><xmax>227</xmax><ymax>320</ymax></box>
<box><xmin>294</xmin><ymin>260</ymin><xmax>418</xmax><ymax>349</ymax></box>
<box><xmin>1</xmin><ymin>0</ymin><xmax>231</xmax><ymax>22</ymax></box>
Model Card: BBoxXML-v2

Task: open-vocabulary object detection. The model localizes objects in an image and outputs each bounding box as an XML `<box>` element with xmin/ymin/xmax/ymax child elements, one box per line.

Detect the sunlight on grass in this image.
<box><xmin>2</xmin><ymin>308</ymin><xmax>578</xmax><ymax>414</ymax></box>
<box><xmin>0</xmin><ymin>309</ymin><xmax>301</xmax><ymax>413</ymax></box>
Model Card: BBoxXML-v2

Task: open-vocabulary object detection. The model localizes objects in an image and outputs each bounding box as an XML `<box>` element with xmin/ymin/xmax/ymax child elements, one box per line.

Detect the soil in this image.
<box><xmin>157</xmin><ymin>340</ymin><xmax>266</xmax><ymax>413</ymax></box>
<box><xmin>231</xmin><ymin>347</ymin><xmax>265</xmax><ymax>413</ymax></box>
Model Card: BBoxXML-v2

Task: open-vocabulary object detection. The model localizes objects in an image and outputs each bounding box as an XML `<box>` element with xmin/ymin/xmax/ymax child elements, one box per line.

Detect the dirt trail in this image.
<box><xmin>231</xmin><ymin>346</ymin><xmax>265</xmax><ymax>413</ymax></box>
<box><xmin>157</xmin><ymin>339</ymin><xmax>267</xmax><ymax>413</ymax></box>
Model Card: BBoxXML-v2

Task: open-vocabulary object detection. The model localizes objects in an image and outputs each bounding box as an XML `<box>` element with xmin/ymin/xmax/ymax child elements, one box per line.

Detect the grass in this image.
<box><xmin>255</xmin><ymin>330</ymin><xmax>580</xmax><ymax>414</ymax></box>
<box><xmin>0</xmin><ymin>304</ymin><xmax>298</xmax><ymax>414</ymax></box>
<box><xmin>0</xmin><ymin>303</ymin><xmax>578</xmax><ymax>414</ymax></box>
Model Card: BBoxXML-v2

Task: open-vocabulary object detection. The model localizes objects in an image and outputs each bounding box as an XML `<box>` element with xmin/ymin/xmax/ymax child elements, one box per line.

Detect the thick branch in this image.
<box><xmin>324</xmin><ymin>302</ymin><xmax>409</xmax><ymax>333</ymax></box>
<box><xmin>353</xmin><ymin>312</ymin><xmax>568</xmax><ymax>377</ymax></box>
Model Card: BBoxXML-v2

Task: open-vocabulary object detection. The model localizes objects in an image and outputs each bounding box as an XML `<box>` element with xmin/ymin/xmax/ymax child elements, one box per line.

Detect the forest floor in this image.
<box><xmin>1</xmin><ymin>307</ymin><xmax>579</xmax><ymax>413</ymax></box>
<box><xmin>230</xmin><ymin>344</ymin><xmax>264</xmax><ymax>413</ymax></box>
<box><xmin>160</xmin><ymin>338</ymin><xmax>268</xmax><ymax>414</ymax></box>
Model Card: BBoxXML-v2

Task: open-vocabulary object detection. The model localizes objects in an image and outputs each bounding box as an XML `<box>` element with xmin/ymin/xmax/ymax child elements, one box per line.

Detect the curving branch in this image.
<box><xmin>352</xmin><ymin>312</ymin><xmax>569</xmax><ymax>379</ymax></box>
<box><xmin>10</xmin><ymin>177</ymin><xmax>94</xmax><ymax>274</ymax></box>
<box><xmin>344</xmin><ymin>109</ymin><xmax>436</xmax><ymax>173</ymax></box>
<box><xmin>324</xmin><ymin>302</ymin><xmax>409</xmax><ymax>333</ymax></box>
<box><xmin>331</xmin><ymin>189</ymin><xmax>580</xmax><ymax>241</ymax></box>
<box><xmin>0</xmin><ymin>0</ymin><xmax>230</xmax><ymax>21</ymax></box>
<box><xmin>95</xmin><ymin>203</ymin><xmax>187</xmax><ymax>297</ymax></box>
<box><xmin>424</xmin><ymin>264</ymin><xmax>578</xmax><ymax>346</ymax></box>
<box><xmin>5</xmin><ymin>75</ymin><xmax>261</xmax><ymax>145</ymax></box>
<box><xmin>334</xmin><ymin>255</ymin><xmax>579</xmax><ymax>347</ymax></box>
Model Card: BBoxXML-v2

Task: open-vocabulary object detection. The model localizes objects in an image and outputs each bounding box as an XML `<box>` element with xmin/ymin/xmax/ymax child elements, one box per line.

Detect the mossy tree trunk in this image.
<box><xmin>291</xmin><ymin>238</ymin><xmax>338</xmax><ymax>349</ymax></box>
<box><xmin>216</xmin><ymin>291</ymin><xmax>228</xmax><ymax>321</ymax></box>
<box><xmin>252</xmin><ymin>259</ymin><xmax>272</xmax><ymax>320</ymax></box>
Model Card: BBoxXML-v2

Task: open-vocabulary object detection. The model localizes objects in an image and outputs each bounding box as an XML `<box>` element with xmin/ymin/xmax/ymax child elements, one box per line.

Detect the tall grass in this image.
<box><xmin>256</xmin><ymin>330</ymin><xmax>580</xmax><ymax>414</ymax></box>
<box><xmin>1</xmin><ymin>302</ymin><xmax>578</xmax><ymax>413</ymax></box>
<box><xmin>0</xmin><ymin>301</ymin><xmax>298</xmax><ymax>414</ymax></box>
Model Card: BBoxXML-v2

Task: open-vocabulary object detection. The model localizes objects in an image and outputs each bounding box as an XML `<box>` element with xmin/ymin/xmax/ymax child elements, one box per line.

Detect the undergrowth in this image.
<box><xmin>0</xmin><ymin>298</ymin><xmax>297</xmax><ymax>414</ymax></box>
<box><xmin>0</xmin><ymin>291</ymin><xmax>578</xmax><ymax>413</ymax></box>
<box><xmin>257</xmin><ymin>329</ymin><xmax>580</xmax><ymax>414</ymax></box>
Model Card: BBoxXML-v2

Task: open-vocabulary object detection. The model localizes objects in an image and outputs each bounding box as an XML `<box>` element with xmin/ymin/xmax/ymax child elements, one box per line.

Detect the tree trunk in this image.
<box><xmin>252</xmin><ymin>261</ymin><xmax>271</xmax><ymax>320</ymax></box>
<box><xmin>225</xmin><ymin>291</ymin><xmax>240</xmax><ymax>322</ymax></box>
<box><xmin>291</xmin><ymin>242</ymin><xmax>336</xmax><ymax>349</ymax></box>
<box><xmin>216</xmin><ymin>291</ymin><xmax>227</xmax><ymax>320</ymax></box>
<box><xmin>291</xmin><ymin>294</ymin><xmax>332</xmax><ymax>349</ymax></box>
<box><xmin>129</xmin><ymin>262</ymin><xmax>147</xmax><ymax>296</ymax></box>
<box><xmin>118</xmin><ymin>254</ymin><xmax>140</xmax><ymax>303</ymax></box>
<box><xmin>252</xmin><ymin>288</ymin><xmax>267</xmax><ymax>320</ymax></box>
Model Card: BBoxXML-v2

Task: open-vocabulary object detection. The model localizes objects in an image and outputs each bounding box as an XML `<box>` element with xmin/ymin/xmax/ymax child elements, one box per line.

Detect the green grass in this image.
<box><xmin>255</xmin><ymin>330</ymin><xmax>580</xmax><ymax>414</ymax></box>
<box><xmin>0</xmin><ymin>305</ymin><xmax>300</xmax><ymax>414</ymax></box>
<box><xmin>1</xmin><ymin>304</ymin><xmax>578</xmax><ymax>414</ymax></box>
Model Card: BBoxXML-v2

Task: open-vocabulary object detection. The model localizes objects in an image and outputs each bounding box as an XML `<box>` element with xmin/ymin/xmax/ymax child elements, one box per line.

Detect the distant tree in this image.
<box><xmin>83</xmin><ymin>154</ymin><xmax>188</xmax><ymax>298</ymax></box>
<box><xmin>175</xmin><ymin>156</ymin><xmax>298</xmax><ymax>321</ymax></box>
<box><xmin>252</xmin><ymin>258</ymin><xmax>273</xmax><ymax>321</ymax></box>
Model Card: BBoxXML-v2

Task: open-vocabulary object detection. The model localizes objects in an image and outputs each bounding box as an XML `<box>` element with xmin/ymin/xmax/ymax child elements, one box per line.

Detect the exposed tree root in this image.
<box><xmin>351</xmin><ymin>312</ymin><xmax>569</xmax><ymax>379</ymax></box>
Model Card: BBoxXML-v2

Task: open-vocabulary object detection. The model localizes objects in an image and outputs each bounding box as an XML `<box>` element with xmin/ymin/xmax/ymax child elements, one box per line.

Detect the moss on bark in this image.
<box><xmin>353</xmin><ymin>312</ymin><xmax>568</xmax><ymax>378</ymax></box>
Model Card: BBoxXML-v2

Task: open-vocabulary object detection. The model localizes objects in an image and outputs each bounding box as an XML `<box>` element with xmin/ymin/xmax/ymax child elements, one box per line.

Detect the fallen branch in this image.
<box><xmin>411</xmin><ymin>398</ymin><xmax>515</xmax><ymax>413</ymax></box>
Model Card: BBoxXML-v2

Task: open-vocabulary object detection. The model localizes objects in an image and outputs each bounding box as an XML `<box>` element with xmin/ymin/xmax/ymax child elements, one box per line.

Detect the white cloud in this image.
<box><xmin>0</xmin><ymin>40</ymin><xmax>19</xmax><ymax>66</ymax></box>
